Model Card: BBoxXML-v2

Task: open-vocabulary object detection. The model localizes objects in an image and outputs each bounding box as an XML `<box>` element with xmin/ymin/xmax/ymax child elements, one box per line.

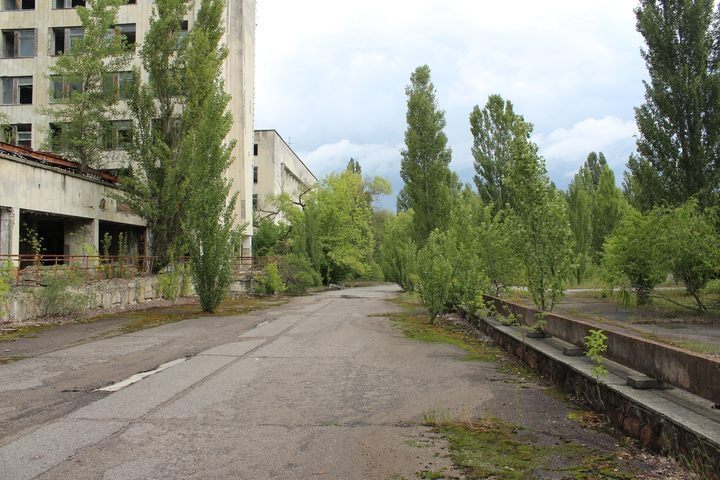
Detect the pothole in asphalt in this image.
<box><xmin>94</xmin><ymin>357</ymin><xmax>189</xmax><ymax>393</ymax></box>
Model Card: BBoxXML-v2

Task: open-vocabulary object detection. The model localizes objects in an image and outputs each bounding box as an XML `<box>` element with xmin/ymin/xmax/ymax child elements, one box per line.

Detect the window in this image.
<box><xmin>50</xmin><ymin>76</ymin><xmax>82</xmax><ymax>102</ymax></box>
<box><xmin>114</xmin><ymin>24</ymin><xmax>136</xmax><ymax>47</ymax></box>
<box><xmin>252</xmin><ymin>194</ymin><xmax>258</xmax><ymax>211</ymax></box>
<box><xmin>1</xmin><ymin>76</ymin><xmax>32</xmax><ymax>105</ymax></box>
<box><xmin>253</xmin><ymin>166</ymin><xmax>258</xmax><ymax>184</ymax></box>
<box><xmin>52</xmin><ymin>27</ymin><xmax>83</xmax><ymax>55</ymax></box>
<box><xmin>2</xmin><ymin>29</ymin><xmax>36</xmax><ymax>58</ymax></box>
<box><xmin>54</xmin><ymin>0</ymin><xmax>85</xmax><ymax>8</ymax></box>
<box><xmin>3</xmin><ymin>0</ymin><xmax>35</xmax><ymax>11</ymax></box>
<box><xmin>103</xmin><ymin>71</ymin><xmax>133</xmax><ymax>99</ymax></box>
<box><xmin>253</xmin><ymin>143</ymin><xmax>258</xmax><ymax>156</ymax></box>
<box><xmin>178</xmin><ymin>20</ymin><xmax>189</xmax><ymax>42</ymax></box>
<box><xmin>8</xmin><ymin>124</ymin><xmax>31</xmax><ymax>148</ymax></box>
<box><xmin>103</xmin><ymin>120</ymin><xmax>132</xmax><ymax>150</ymax></box>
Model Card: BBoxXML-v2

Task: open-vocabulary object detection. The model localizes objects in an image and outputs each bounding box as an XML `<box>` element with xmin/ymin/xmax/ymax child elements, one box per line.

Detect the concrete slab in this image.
<box><xmin>0</xmin><ymin>419</ymin><xmax>125</xmax><ymax>480</ymax></box>
<box><xmin>69</xmin><ymin>355</ymin><xmax>236</xmax><ymax>420</ymax></box>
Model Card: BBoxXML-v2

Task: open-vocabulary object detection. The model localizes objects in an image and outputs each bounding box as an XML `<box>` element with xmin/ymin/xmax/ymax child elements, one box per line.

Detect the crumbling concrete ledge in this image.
<box><xmin>483</xmin><ymin>295</ymin><xmax>720</xmax><ymax>406</ymax></box>
<box><xmin>476</xmin><ymin>316</ymin><xmax>720</xmax><ymax>479</ymax></box>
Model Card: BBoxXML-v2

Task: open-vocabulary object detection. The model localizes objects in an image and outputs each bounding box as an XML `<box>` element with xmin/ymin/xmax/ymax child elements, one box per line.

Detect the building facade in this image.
<box><xmin>0</xmin><ymin>0</ymin><xmax>255</xmax><ymax>253</ymax></box>
<box><xmin>253</xmin><ymin>129</ymin><xmax>317</xmax><ymax>221</ymax></box>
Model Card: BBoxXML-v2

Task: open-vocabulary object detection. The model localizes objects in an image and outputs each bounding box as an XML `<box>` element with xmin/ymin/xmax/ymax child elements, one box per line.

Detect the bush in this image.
<box><xmin>602</xmin><ymin>209</ymin><xmax>665</xmax><ymax>305</ymax></box>
<box><xmin>0</xmin><ymin>261</ymin><xmax>13</xmax><ymax>316</ymax></box>
<box><xmin>380</xmin><ymin>211</ymin><xmax>418</xmax><ymax>291</ymax></box>
<box><xmin>278</xmin><ymin>254</ymin><xmax>321</xmax><ymax>296</ymax></box>
<box><xmin>35</xmin><ymin>269</ymin><xmax>87</xmax><ymax>318</ymax></box>
<box><xmin>158</xmin><ymin>263</ymin><xmax>190</xmax><ymax>301</ymax></box>
<box><xmin>255</xmin><ymin>262</ymin><xmax>286</xmax><ymax>296</ymax></box>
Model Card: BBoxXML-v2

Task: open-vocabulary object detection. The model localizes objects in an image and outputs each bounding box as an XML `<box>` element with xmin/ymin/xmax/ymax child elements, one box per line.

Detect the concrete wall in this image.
<box><xmin>253</xmin><ymin>129</ymin><xmax>317</xmax><ymax>218</ymax></box>
<box><xmin>484</xmin><ymin>295</ymin><xmax>720</xmax><ymax>405</ymax></box>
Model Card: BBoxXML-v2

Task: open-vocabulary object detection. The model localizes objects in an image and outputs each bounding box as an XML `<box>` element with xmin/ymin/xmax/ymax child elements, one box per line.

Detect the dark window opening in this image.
<box><xmin>253</xmin><ymin>143</ymin><xmax>258</xmax><ymax>156</ymax></box>
<box><xmin>2</xmin><ymin>29</ymin><xmax>35</xmax><ymax>58</ymax></box>
<box><xmin>52</xmin><ymin>27</ymin><xmax>83</xmax><ymax>55</ymax></box>
<box><xmin>0</xmin><ymin>77</ymin><xmax>29</xmax><ymax>104</ymax></box>
<box><xmin>8</xmin><ymin>123</ymin><xmax>32</xmax><ymax>148</ymax></box>
<box><xmin>252</xmin><ymin>194</ymin><xmax>258</xmax><ymax>211</ymax></box>
<box><xmin>253</xmin><ymin>166</ymin><xmax>258</xmax><ymax>184</ymax></box>
<box><xmin>3</xmin><ymin>0</ymin><xmax>35</xmax><ymax>11</ymax></box>
<box><xmin>54</xmin><ymin>0</ymin><xmax>85</xmax><ymax>8</ymax></box>
<box><xmin>104</xmin><ymin>120</ymin><xmax>132</xmax><ymax>150</ymax></box>
<box><xmin>114</xmin><ymin>24</ymin><xmax>136</xmax><ymax>48</ymax></box>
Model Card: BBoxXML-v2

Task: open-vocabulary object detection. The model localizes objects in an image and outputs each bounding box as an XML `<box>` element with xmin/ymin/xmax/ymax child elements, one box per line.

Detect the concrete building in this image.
<box><xmin>253</xmin><ymin>129</ymin><xmax>317</xmax><ymax>220</ymax></box>
<box><xmin>0</xmin><ymin>0</ymin><xmax>255</xmax><ymax>253</ymax></box>
<box><xmin>0</xmin><ymin>141</ymin><xmax>146</xmax><ymax>266</ymax></box>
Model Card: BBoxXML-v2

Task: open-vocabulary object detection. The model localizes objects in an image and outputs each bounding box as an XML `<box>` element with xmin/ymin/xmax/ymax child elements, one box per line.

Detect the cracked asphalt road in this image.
<box><xmin>0</xmin><ymin>285</ymin><xmax>638</xmax><ymax>479</ymax></box>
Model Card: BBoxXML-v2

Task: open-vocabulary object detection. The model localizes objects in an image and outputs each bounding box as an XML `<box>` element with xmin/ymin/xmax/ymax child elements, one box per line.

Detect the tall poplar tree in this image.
<box><xmin>399</xmin><ymin>65</ymin><xmax>453</xmax><ymax>243</ymax></box>
<box><xmin>182</xmin><ymin>0</ymin><xmax>240</xmax><ymax>312</ymax></box>
<box><xmin>625</xmin><ymin>0</ymin><xmax>720</xmax><ymax>210</ymax></box>
<box><xmin>44</xmin><ymin>0</ymin><xmax>131</xmax><ymax>171</ymax></box>
<box><xmin>470</xmin><ymin>94</ymin><xmax>530</xmax><ymax>211</ymax></box>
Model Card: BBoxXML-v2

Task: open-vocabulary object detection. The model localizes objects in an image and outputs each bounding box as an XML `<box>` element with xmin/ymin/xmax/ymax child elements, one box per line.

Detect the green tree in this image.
<box><xmin>507</xmin><ymin>132</ymin><xmax>572</xmax><ymax>311</ymax></box>
<box><xmin>565</xmin><ymin>177</ymin><xmax>593</xmax><ymax>284</ymax></box>
<box><xmin>44</xmin><ymin>0</ymin><xmax>131</xmax><ymax>171</ymax></box>
<box><xmin>656</xmin><ymin>200</ymin><xmax>720</xmax><ymax>311</ymax></box>
<box><xmin>603</xmin><ymin>208</ymin><xmax>666</xmax><ymax>305</ymax></box>
<box><xmin>182</xmin><ymin>0</ymin><xmax>241</xmax><ymax>312</ymax></box>
<box><xmin>576</xmin><ymin>152</ymin><xmax>608</xmax><ymax>191</ymax></box>
<box><xmin>346</xmin><ymin>157</ymin><xmax>362</xmax><ymax>174</ymax></box>
<box><xmin>470</xmin><ymin>94</ymin><xmax>530</xmax><ymax>211</ymax></box>
<box><xmin>591</xmin><ymin>165</ymin><xmax>627</xmax><ymax>257</ymax></box>
<box><xmin>400</xmin><ymin>65</ymin><xmax>453</xmax><ymax>243</ymax></box>
<box><xmin>625</xmin><ymin>0</ymin><xmax>720</xmax><ymax>210</ymax></box>
<box><xmin>119</xmin><ymin>0</ymin><xmax>192</xmax><ymax>272</ymax></box>
<box><xmin>380</xmin><ymin>210</ymin><xmax>418</xmax><ymax>291</ymax></box>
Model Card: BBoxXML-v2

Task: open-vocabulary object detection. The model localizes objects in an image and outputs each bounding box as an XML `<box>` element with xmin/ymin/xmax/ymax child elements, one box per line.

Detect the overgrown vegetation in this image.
<box><xmin>35</xmin><ymin>270</ymin><xmax>88</xmax><ymax>318</ymax></box>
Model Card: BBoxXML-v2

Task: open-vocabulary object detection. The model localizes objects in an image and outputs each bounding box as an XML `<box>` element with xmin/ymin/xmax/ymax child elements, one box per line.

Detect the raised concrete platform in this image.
<box><xmin>478</xmin><ymin>316</ymin><xmax>720</xmax><ymax>479</ymax></box>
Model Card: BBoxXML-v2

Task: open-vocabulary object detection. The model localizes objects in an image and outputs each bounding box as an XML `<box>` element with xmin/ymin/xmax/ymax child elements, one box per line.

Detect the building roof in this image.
<box><xmin>254</xmin><ymin>129</ymin><xmax>318</xmax><ymax>182</ymax></box>
<box><xmin>0</xmin><ymin>142</ymin><xmax>119</xmax><ymax>184</ymax></box>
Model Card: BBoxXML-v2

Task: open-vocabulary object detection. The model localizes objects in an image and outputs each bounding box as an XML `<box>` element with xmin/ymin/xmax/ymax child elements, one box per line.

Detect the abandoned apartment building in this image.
<box><xmin>0</xmin><ymin>0</ymin><xmax>256</xmax><ymax>254</ymax></box>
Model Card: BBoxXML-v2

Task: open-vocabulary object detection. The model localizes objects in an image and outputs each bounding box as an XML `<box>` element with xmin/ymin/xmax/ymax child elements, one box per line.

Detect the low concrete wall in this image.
<box><xmin>2</xmin><ymin>277</ymin><xmax>168</xmax><ymax>323</ymax></box>
<box><xmin>483</xmin><ymin>295</ymin><xmax>720</xmax><ymax>405</ymax></box>
<box><xmin>474</xmin><ymin>317</ymin><xmax>720</xmax><ymax>479</ymax></box>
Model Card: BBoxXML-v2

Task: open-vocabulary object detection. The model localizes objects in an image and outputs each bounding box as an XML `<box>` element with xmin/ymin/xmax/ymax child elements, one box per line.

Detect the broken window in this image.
<box><xmin>2</xmin><ymin>29</ymin><xmax>36</xmax><ymax>58</ymax></box>
<box><xmin>53</xmin><ymin>0</ymin><xmax>85</xmax><ymax>8</ymax></box>
<box><xmin>103</xmin><ymin>120</ymin><xmax>132</xmax><ymax>150</ymax></box>
<box><xmin>49</xmin><ymin>123</ymin><xmax>64</xmax><ymax>152</ymax></box>
<box><xmin>3</xmin><ymin>0</ymin><xmax>35</xmax><ymax>11</ymax></box>
<box><xmin>1</xmin><ymin>76</ymin><xmax>32</xmax><ymax>105</ymax></box>
<box><xmin>52</xmin><ymin>27</ymin><xmax>83</xmax><ymax>55</ymax></box>
<box><xmin>50</xmin><ymin>75</ymin><xmax>83</xmax><ymax>102</ymax></box>
<box><xmin>103</xmin><ymin>71</ymin><xmax>133</xmax><ymax>99</ymax></box>
<box><xmin>114</xmin><ymin>24</ymin><xmax>136</xmax><ymax>48</ymax></box>
<box><xmin>8</xmin><ymin>124</ymin><xmax>31</xmax><ymax>148</ymax></box>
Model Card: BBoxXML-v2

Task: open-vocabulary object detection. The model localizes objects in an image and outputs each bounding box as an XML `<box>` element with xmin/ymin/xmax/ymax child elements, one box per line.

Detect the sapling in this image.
<box><xmin>585</xmin><ymin>329</ymin><xmax>608</xmax><ymax>380</ymax></box>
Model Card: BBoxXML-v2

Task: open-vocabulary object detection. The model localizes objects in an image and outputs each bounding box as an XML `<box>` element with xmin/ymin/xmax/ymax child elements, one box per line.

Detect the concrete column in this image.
<box><xmin>10</xmin><ymin>207</ymin><xmax>20</xmax><ymax>267</ymax></box>
<box><xmin>242</xmin><ymin>235</ymin><xmax>252</xmax><ymax>257</ymax></box>
<box><xmin>91</xmin><ymin>219</ymin><xmax>100</xmax><ymax>253</ymax></box>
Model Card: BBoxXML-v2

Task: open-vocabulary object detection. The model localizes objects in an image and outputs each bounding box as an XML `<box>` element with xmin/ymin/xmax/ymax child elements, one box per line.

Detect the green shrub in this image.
<box><xmin>278</xmin><ymin>254</ymin><xmax>321</xmax><ymax>296</ymax></box>
<box><xmin>255</xmin><ymin>262</ymin><xmax>286</xmax><ymax>296</ymax></box>
<box><xmin>35</xmin><ymin>270</ymin><xmax>87</xmax><ymax>318</ymax></box>
<box><xmin>158</xmin><ymin>263</ymin><xmax>189</xmax><ymax>301</ymax></box>
<box><xmin>0</xmin><ymin>261</ymin><xmax>13</xmax><ymax>316</ymax></box>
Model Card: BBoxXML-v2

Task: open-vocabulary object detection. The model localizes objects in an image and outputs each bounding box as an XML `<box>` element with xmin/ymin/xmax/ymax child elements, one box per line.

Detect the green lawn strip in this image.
<box><xmin>0</xmin><ymin>324</ymin><xmax>54</xmax><ymax>342</ymax></box>
<box><xmin>428</xmin><ymin>417</ymin><xmax>633</xmax><ymax>480</ymax></box>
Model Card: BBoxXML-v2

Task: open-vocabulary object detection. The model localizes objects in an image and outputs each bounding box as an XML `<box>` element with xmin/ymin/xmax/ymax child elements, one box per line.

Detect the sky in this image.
<box><xmin>254</xmin><ymin>0</ymin><xmax>648</xmax><ymax>208</ymax></box>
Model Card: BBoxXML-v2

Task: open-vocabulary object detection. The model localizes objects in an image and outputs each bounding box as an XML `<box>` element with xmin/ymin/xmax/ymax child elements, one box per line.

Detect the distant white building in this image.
<box><xmin>252</xmin><ymin>129</ymin><xmax>317</xmax><ymax>220</ymax></box>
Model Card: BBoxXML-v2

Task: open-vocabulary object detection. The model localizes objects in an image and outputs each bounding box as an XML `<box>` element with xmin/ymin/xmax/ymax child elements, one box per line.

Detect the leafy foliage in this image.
<box><xmin>119</xmin><ymin>0</ymin><xmax>193</xmax><ymax>272</ymax></box>
<box><xmin>625</xmin><ymin>0</ymin><xmax>720</xmax><ymax>210</ymax></box>
<box><xmin>602</xmin><ymin>209</ymin><xmax>666</xmax><ymax>305</ymax></box>
<box><xmin>470</xmin><ymin>94</ymin><xmax>529</xmax><ymax>212</ymax></box>
<box><xmin>277</xmin><ymin>254</ymin><xmax>321</xmax><ymax>296</ymax></box>
<box><xmin>585</xmin><ymin>329</ymin><xmax>609</xmax><ymax>380</ymax></box>
<box><xmin>380</xmin><ymin>210</ymin><xmax>418</xmax><ymax>291</ymax></box>
<box><xmin>43</xmin><ymin>0</ymin><xmax>131</xmax><ymax>170</ymax></box>
<box><xmin>182</xmin><ymin>0</ymin><xmax>241</xmax><ymax>313</ymax></box>
<box><xmin>255</xmin><ymin>262</ymin><xmax>286</xmax><ymax>296</ymax></box>
<box><xmin>400</xmin><ymin>65</ymin><xmax>454</xmax><ymax>243</ymax></box>
<box><xmin>506</xmin><ymin>128</ymin><xmax>572</xmax><ymax>311</ymax></box>
<box><xmin>35</xmin><ymin>270</ymin><xmax>87</xmax><ymax>318</ymax></box>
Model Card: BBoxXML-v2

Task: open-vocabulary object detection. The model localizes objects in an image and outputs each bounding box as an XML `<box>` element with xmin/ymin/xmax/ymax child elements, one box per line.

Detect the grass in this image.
<box><xmin>0</xmin><ymin>355</ymin><xmax>25</xmax><ymax>364</ymax></box>
<box><xmin>0</xmin><ymin>323</ymin><xmax>54</xmax><ymax>342</ymax></box>
<box><xmin>117</xmin><ymin>296</ymin><xmax>288</xmax><ymax>333</ymax></box>
<box><xmin>422</xmin><ymin>414</ymin><xmax>634</xmax><ymax>480</ymax></box>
